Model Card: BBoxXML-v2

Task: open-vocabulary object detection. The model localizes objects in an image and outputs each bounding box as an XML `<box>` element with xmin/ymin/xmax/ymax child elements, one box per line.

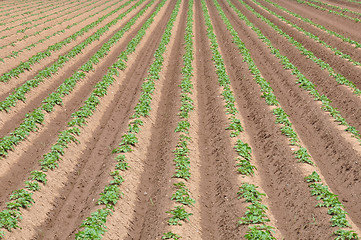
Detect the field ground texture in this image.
<box><xmin>0</xmin><ymin>0</ymin><xmax>361</xmax><ymax>239</ymax></box>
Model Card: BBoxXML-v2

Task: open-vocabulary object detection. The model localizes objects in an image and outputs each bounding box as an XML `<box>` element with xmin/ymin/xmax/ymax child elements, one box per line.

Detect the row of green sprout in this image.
<box><xmin>0</xmin><ymin>0</ymin><xmax>159</xmax><ymax>238</ymax></box>
<box><xmin>202</xmin><ymin>0</ymin><xmax>276</xmax><ymax>238</ymax></box>
<box><xmin>0</xmin><ymin>0</ymin><xmax>114</xmax><ymax>58</ymax></box>
<box><xmin>223</xmin><ymin>0</ymin><xmax>359</xmax><ymax>238</ymax></box>
<box><xmin>162</xmin><ymin>1</ymin><xmax>195</xmax><ymax>239</ymax></box>
<box><xmin>0</xmin><ymin>0</ymin><xmax>144</xmax><ymax>159</ymax></box>
<box><xmin>260</xmin><ymin>0</ymin><xmax>361</xmax><ymax>48</ymax></box>
<box><xmin>76</xmin><ymin>0</ymin><xmax>182</xmax><ymax>238</ymax></box>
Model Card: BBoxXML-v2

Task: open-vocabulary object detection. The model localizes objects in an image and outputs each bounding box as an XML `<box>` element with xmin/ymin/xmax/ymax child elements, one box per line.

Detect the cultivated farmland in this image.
<box><xmin>0</xmin><ymin>0</ymin><xmax>361</xmax><ymax>239</ymax></box>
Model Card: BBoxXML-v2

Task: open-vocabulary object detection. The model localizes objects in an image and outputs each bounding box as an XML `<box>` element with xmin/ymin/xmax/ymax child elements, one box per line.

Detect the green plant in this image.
<box><xmin>334</xmin><ymin>229</ymin><xmax>359</xmax><ymax>240</ymax></box>
<box><xmin>234</xmin><ymin>140</ymin><xmax>252</xmax><ymax>160</ymax></box>
<box><xmin>0</xmin><ymin>209</ymin><xmax>22</xmax><ymax>231</ymax></box>
<box><xmin>162</xmin><ymin>231</ymin><xmax>181</xmax><ymax>240</ymax></box>
<box><xmin>305</xmin><ymin>171</ymin><xmax>321</xmax><ymax>183</ymax></box>
<box><xmin>236</xmin><ymin>159</ymin><xmax>256</xmax><ymax>176</ymax></box>
<box><xmin>171</xmin><ymin>183</ymin><xmax>195</xmax><ymax>206</ymax></box>
<box><xmin>75</xmin><ymin>209</ymin><xmax>111</xmax><ymax>240</ymax></box>
<box><xmin>7</xmin><ymin>189</ymin><xmax>34</xmax><ymax>210</ymax></box>
<box><xmin>238</xmin><ymin>202</ymin><xmax>270</xmax><ymax>225</ymax></box>
<box><xmin>294</xmin><ymin>148</ymin><xmax>314</xmax><ymax>165</ymax></box>
<box><xmin>97</xmin><ymin>185</ymin><xmax>123</xmax><ymax>209</ymax></box>
<box><xmin>166</xmin><ymin>206</ymin><xmax>192</xmax><ymax>226</ymax></box>
<box><xmin>238</xmin><ymin>183</ymin><xmax>265</xmax><ymax>203</ymax></box>
<box><xmin>29</xmin><ymin>170</ymin><xmax>47</xmax><ymax>184</ymax></box>
<box><xmin>244</xmin><ymin>225</ymin><xmax>275</xmax><ymax>240</ymax></box>
<box><xmin>25</xmin><ymin>181</ymin><xmax>41</xmax><ymax>191</ymax></box>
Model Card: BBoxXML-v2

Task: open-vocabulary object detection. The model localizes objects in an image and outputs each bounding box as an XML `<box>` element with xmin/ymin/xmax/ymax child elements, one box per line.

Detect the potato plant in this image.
<box><xmin>261</xmin><ymin>0</ymin><xmax>361</xmax><ymax>48</ymax></box>
<box><xmin>0</xmin><ymin>0</ymin><xmax>135</xmax><ymax>84</ymax></box>
<box><xmin>202</xmin><ymin>0</ymin><xmax>275</xmax><ymax>238</ymax></box>
<box><xmin>0</xmin><ymin>0</ymin><xmax>165</xmax><ymax>236</ymax></box>
<box><xmin>221</xmin><ymin>0</ymin><xmax>359</xmax><ymax>237</ymax></box>
<box><xmin>250</xmin><ymin>0</ymin><xmax>361</xmax><ymax>67</ymax></box>
<box><xmin>238</xmin><ymin>0</ymin><xmax>361</xmax><ymax>143</ymax></box>
<box><xmin>76</xmin><ymin>0</ymin><xmax>182</xmax><ymax>238</ymax></box>
<box><xmin>0</xmin><ymin>0</ymin><xmax>147</xmax><ymax>158</ymax></box>
<box><xmin>161</xmin><ymin>2</ymin><xmax>196</xmax><ymax>238</ymax></box>
<box><xmin>295</xmin><ymin>0</ymin><xmax>360</xmax><ymax>22</ymax></box>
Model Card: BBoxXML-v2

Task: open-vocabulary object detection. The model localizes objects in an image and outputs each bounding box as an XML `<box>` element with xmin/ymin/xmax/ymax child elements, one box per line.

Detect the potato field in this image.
<box><xmin>0</xmin><ymin>0</ymin><xmax>361</xmax><ymax>239</ymax></box>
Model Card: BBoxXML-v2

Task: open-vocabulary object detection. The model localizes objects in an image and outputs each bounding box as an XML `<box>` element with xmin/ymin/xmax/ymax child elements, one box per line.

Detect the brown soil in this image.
<box><xmin>0</xmin><ymin>0</ymin><xmax>71</xmax><ymax>25</ymax></box>
<box><xmin>228</xmin><ymin>0</ymin><xmax>361</xmax><ymax>230</ymax></box>
<box><xmin>0</xmin><ymin>0</ymin><xmax>139</xmax><ymax>136</ymax></box>
<box><xmin>254</xmin><ymin>0</ymin><xmax>361</xmax><ymax>63</ymax></box>
<box><xmin>0</xmin><ymin>0</ymin><xmax>151</xmax><ymax>208</ymax></box>
<box><xmin>271</xmin><ymin>0</ymin><xmax>361</xmax><ymax>42</ymax></box>
<box><xmin>0</xmin><ymin>0</ymin><xmax>106</xmax><ymax>58</ymax></box>
<box><xmin>321</xmin><ymin>0</ymin><xmax>361</xmax><ymax>12</ymax></box>
<box><xmin>0</xmin><ymin>0</ymin><xmax>88</xmax><ymax>37</ymax></box>
<box><xmin>305</xmin><ymin>0</ymin><xmax>361</xmax><ymax>19</ymax></box>
<box><xmin>1</xmin><ymin>0</ymin><xmax>361</xmax><ymax>239</ymax></box>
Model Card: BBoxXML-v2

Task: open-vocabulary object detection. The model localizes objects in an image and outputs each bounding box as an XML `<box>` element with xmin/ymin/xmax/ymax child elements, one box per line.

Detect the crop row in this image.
<box><xmin>0</xmin><ymin>0</ymin><xmax>83</xmax><ymax>34</ymax></box>
<box><xmin>0</xmin><ymin>0</ymin><xmax>96</xmax><ymax>42</ymax></box>
<box><xmin>0</xmin><ymin>0</ymin><xmax>108</xmax><ymax>57</ymax></box>
<box><xmin>261</xmin><ymin>0</ymin><xmax>361</xmax><ymax>48</ymax></box>
<box><xmin>224</xmin><ymin>0</ymin><xmax>359</xmax><ymax>238</ymax></box>
<box><xmin>305</xmin><ymin>0</ymin><xmax>361</xmax><ymax>18</ymax></box>
<box><xmin>0</xmin><ymin>0</ymin><xmax>160</xmax><ymax>238</ymax></box>
<box><xmin>0</xmin><ymin>0</ymin><xmax>143</xmax><ymax>159</ymax></box>
<box><xmin>0</xmin><ymin>0</ymin><xmax>130</xmax><ymax>83</ymax></box>
<box><xmin>0</xmin><ymin>0</ymin><xmax>136</xmax><ymax>113</ymax></box>
<box><xmin>0</xmin><ymin>0</ymin><xmax>61</xmax><ymax>20</ymax></box>
<box><xmin>0</xmin><ymin>1</ymin><xmax>42</xmax><ymax>14</ymax></box>
<box><xmin>162</xmin><ymin>1</ymin><xmax>194</xmax><ymax>239</ymax></box>
<box><xmin>203</xmin><ymin>0</ymin><xmax>277</xmax><ymax>238</ymax></box>
<box><xmin>76</xmin><ymin>0</ymin><xmax>181</xmax><ymax>238</ymax></box>
<box><xmin>240</xmin><ymin>0</ymin><xmax>361</xmax><ymax>142</ymax></box>
<box><xmin>0</xmin><ymin>0</ymin><xmax>73</xmax><ymax>27</ymax></box>
<box><xmin>0</xmin><ymin>0</ymin><xmax>62</xmax><ymax>23</ymax></box>
<box><xmin>294</xmin><ymin>0</ymin><xmax>360</xmax><ymax>22</ymax></box>
<box><xmin>242</xmin><ymin>3</ymin><xmax>361</xmax><ymax>100</ymax></box>
<box><xmin>250</xmin><ymin>0</ymin><xmax>361</xmax><ymax>67</ymax></box>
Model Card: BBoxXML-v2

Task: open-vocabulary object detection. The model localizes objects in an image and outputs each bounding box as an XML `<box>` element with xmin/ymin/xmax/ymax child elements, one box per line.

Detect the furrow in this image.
<box><xmin>0</xmin><ymin>0</ymin><xmax>152</xmax><ymax>207</ymax></box>
<box><xmin>271</xmin><ymin>0</ymin><xmax>361</xmax><ymax>42</ymax></box>
<box><xmin>226</xmin><ymin>0</ymin><xmax>361</xmax><ymax>232</ymax></box>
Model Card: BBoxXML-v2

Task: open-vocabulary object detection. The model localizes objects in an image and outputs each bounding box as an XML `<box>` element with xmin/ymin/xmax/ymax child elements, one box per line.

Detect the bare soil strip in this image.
<box><xmin>228</xmin><ymin>0</ymin><xmax>361</xmax><ymax>229</ymax></box>
<box><xmin>255</xmin><ymin>0</ymin><xmax>361</xmax><ymax>63</ymax></box>
<box><xmin>0</xmin><ymin>0</ymin><xmax>138</xmax><ymax>132</ymax></box>
<box><xmin>272</xmin><ymin>0</ymin><xmax>361</xmax><ymax>42</ymax></box>
<box><xmin>193</xmin><ymin>1</ymin><xmax>248</xmax><ymax>239</ymax></box>
<box><xmin>0</xmin><ymin>0</ymin><xmax>71</xmax><ymax>26</ymax></box>
<box><xmin>3</xmin><ymin>1</ymin><xmax>172</xmax><ymax>239</ymax></box>
<box><xmin>0</xmin><ymin>0</ymin><xmax>88</xmax><ymax>35</ymax></box>
<box><xmin>321</xmin><ymin>0</ymin><xmax>361</xmax><ymax>12</ymax></box>
<box><xmin>242</xmin><ymin>0</ymin><xmax>361</xmax><ymax>134</ymax></box>
<box><xmin>0</xmin><ymin>0</ymin><xmax>152</xmax><ymax>209</ymax></box>
<box><xmin>212</xmin><ymin>0</ymin><xmax>340</xmax><ymax>238</ymax></box>
<box><xmin>0</xmin><ymin>0</ymin><xmax>105</xmax><ymax>58</ymax></box>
